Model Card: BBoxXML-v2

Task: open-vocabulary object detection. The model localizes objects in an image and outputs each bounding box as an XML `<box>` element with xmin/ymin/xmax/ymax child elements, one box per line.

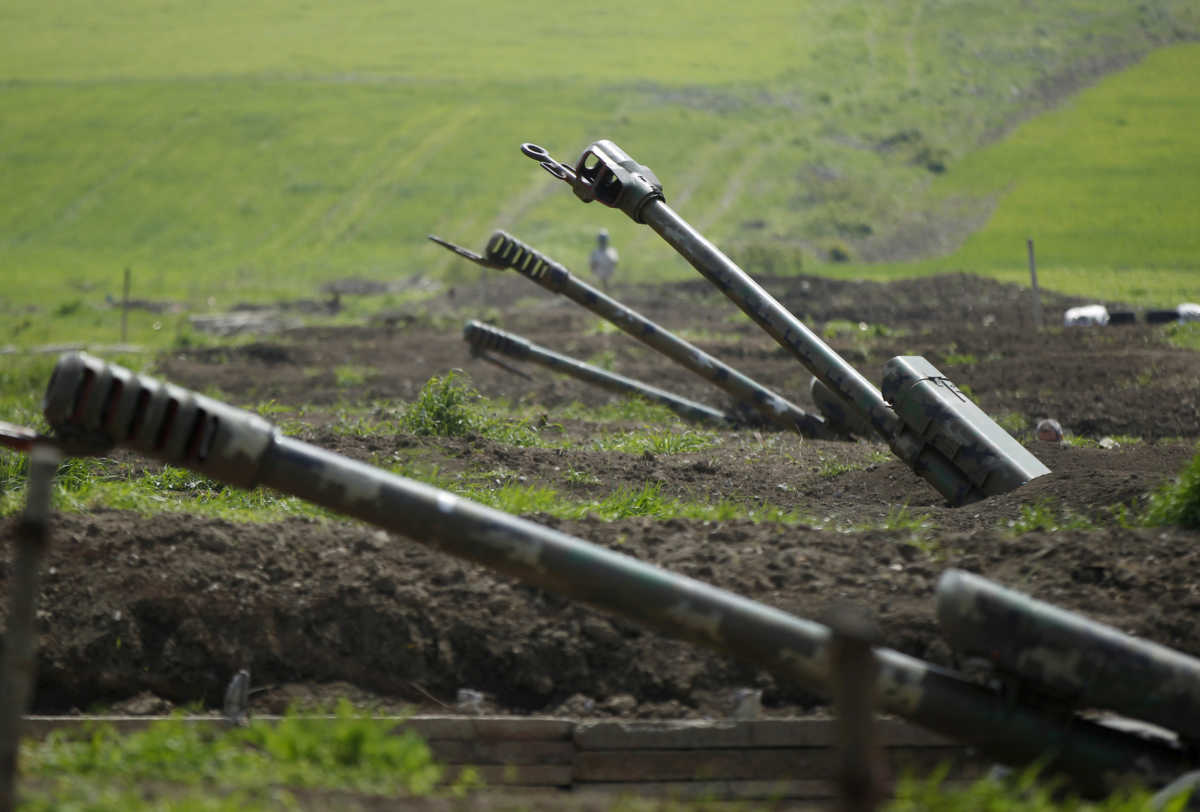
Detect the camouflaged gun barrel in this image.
<box><xmin>938</xmin><ymin>569</ymin><xmax>1200</xmax><ymax>742</ymax></box>
<box><xmin>438</xmin><ymin>230</ymin><xmax>832</xmax><ymax>437</ymax></box>
<box><xmin>528</xmin><ymin>138</ymin><xmax>1050</xmax><ymax>505</ymax></box>
<box><xmin>38</xmin><ymin>352</ymin><xmax>1190</xmax><ymax>792</ymax></box>
<box><xmin>462</xmin><ymin>320</ymin><xmax>732</xmax><ymax>426</ymax></box>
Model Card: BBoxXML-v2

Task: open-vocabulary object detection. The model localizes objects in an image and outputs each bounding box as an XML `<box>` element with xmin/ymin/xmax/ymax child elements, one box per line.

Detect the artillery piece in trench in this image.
<box><xmin>518</xmin><ymin>139</ymin><xmax>1051</xmax><ymax>506</ymax></box>
<box><xmin>3</xmin><ymin>352</ymin><xmax>1197</xmax><ymax>801</ymax></box>
<box><xmin>430</xmin><ymin>230</ymin><xmax>838</xmax><ymax>438</ymax></box>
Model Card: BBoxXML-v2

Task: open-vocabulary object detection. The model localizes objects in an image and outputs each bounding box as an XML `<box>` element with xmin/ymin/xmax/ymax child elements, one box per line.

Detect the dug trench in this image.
<box><xmin>2</xmin><ymin>271</ymin><xmax>1199</xmax><ymax>721</ymax></box>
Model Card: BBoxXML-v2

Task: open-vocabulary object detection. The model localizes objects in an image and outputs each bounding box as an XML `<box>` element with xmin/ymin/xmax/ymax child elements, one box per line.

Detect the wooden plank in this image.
<box><xmin>575</xmin><ymin>718</ymin><xmax>959</xmax><ymax>750</ymax></box>
<box><xmin>430</xmin><ymin>739</ymin><xmax>575</xmax><ymax>765</ymax></box>
<box><xmin>575</xmin><ymin>748</ymin><xmax>835</xmax><ymax>782</ymax></box>
<box><xmin>406</xmin><ymin>715</ymin><xmax>572</xmax><ymax>741</ymax></box>
<box><xmin>581</xmin><ymin>778</ymin><xmax>830</xmax><ymax>800</ymax></box>
<box><xmin>447</xmin><ymin>764</ymin><xmax>573</xmax><ymax>786</ymax></box>
<box><xmin>576</xmin><ymin>719</ymin><xmax>750</xmax><ymax>750</ymax></box>
<box><xmin>575</xmin><ymin>778</ymin><xmax>835</xmax><ymax>800</ymax></box>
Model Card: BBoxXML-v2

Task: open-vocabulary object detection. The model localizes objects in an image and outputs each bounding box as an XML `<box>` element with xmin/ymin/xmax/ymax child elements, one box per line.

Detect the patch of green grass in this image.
<box><xmin>399</xmin><ymin>371</ymin><xmax>479</xmax><ymax>437</ymax></box>
<box><xmin>847</xmin><ymin>42</ymin><xmax>1200</xmax><ymax>307</ymax></box>
<box><xmin>1164</xmin><ymin>322</ymin><xmax>1200</xmax><ymax>351</ymax></box>
<box><xmin>887</xmin><ymin>763</ymin><xmax>1185</xmax><ymax>811</ymax></box>
<box><xmin>941</xmin><ymin>352</ymin><xmax>978</xmax><ymax>367</ymax></box>
<box><xmin>20</xmin><ymin>700</ymin><xmax>462</xmax><ymax>804</ymax></box>
<box><xmin>333</xmin><ymin>364</ymin><xmax>372</xmax><ymax>388</ymax></box>
<box><xmin>1060</xmin><ymin>434</ymin><xmax>1141</xmax><ymax>449</ymax></box>
<box><xmin>558</xmin><ymin>397</ymin><xmax>684</xmax><ymax>425</ymax></box>
<box><xmin>1142</xmin><ymin>443</ymin><xmax>1200</xmax><ymax>529</ymax></box>
<box><xmin>565</xmin><ymin>468</ymin><xmax>602</xmax><ymax>487</ymax></box>
<box><xmin>816</xmin><ymin>454</ymin><xmax>862</xmax><ymax>479</ymax></box>
<box><xmin>1005</xmin><ymin>499</ymin><xmax>1097</xmax><ymax>534</ymax></box>
<box><xmin>995</xmin><ymin>412</ymin><xmax>1030</xmax><ymax>437</ymax></box>
<box><xmin>591</xmin><ymin>428</ymin><xmax>721</xmax><ymax>455</ymax></box>
<box><xmin>882</xmin><ymin>504</ymin><xmax>933</xmax><ymax>535</ymax></box>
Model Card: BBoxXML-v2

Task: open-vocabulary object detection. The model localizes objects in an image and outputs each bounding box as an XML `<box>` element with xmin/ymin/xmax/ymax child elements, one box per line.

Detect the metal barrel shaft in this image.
<box><xmin>641</xmin><ymin>203</ymin><xmax>899</xmax><ymax>441</ymax></box>
<box><xmin>938</xmin><ymin>569</ymin><xmax>1200</xmax><ymax>742</ymax></box>
<box><xmin>463</xmin><ymin>320</ymin><xmax>732</xmax><ymax>426</ymax></box>
<box><xmin>480</xmin><ymin>231</ymin><xmax>834</xmax><ymax>438</ymax></box>
<box><xmin>640</xmin><ymin>201</ymin><xmax>979</xmax><ymax>504</ymax></box>
<box><xmin>40</xmin><ymin>352</ymin><xmax>1191</xmax><ymax>791</ymax></box>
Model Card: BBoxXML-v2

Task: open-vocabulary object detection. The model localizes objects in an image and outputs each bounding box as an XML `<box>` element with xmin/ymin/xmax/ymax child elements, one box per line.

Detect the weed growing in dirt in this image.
<box><xmin>558</xmin><ymin>397</ymin><xmax>683</xmax><ymax>424</ymax></box>
<box><xmin>816</xmin><ymin>454</ymin><xmax>859</xmax><ymax>479</ymax></box>
<box><xmin>19</xmin><ymin>699</ymin><xmax>464</xmax><ymax>806</ymax></box>
<box><xmin>400</xmin><ymin>371</ymin><xmax>480</xmax><ymax>437</ymax></box>
<box><xmin>882</xmin><ymin>504</ymin><xmax>933</xmax><ymax>536</ymax></box>
<box><xmin>1060</xmin><ymin>434</ymin><xmax>1141</xmax><ymax>449</ymax></box>
<box><xmin>1142</xmin><ymin>444</ymin><xmax>1200</xmax><ymax>530</ymax></box>
<box><xmin>565</xmin><ymin>467</ymin><xmax>603</xmax><ymax>487</ymax></box>
<box><xmin>333</xmin><ymin>364</ymin><xmax>372</xmax><ymax>387</ymax></box>
<box><xmin>995</xmin><ymin>412</ymin><xmax>1030</xmax><ymax>437</ymax></box>
<box><xmin>887</xmin><ymin>763</ymin><xmax>1184</xmax><ymax>811</ymax></box>
<box><xmin>591</xmin><ymin>428</ymin><xmax>720</xmax><ymax>455</ymax></box>
<box><xmin>352</xmin><ymin>372</ymin><xmax>551</xmax><ymax>448</ymax></box>
<box><xmin>1005</xmin><ymin>500</ymin><xmax>1096</xmax><ymax>535</ymax></box>
<box><xmin>1165</xmin><ymin>322</ymin><xmax>1200</xmax><ymax>352</ymax></box>
<box><xmin>0</xmin><ymin>456</ymin><xmax>333</xmax><ymax>522</ymax></box>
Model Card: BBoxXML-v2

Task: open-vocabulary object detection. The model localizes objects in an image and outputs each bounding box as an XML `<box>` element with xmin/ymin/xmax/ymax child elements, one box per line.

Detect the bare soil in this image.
<box><xmin>4</xmin><ymin>270</ymin><xmax>1200</xmax><ymax>728</ymax></box>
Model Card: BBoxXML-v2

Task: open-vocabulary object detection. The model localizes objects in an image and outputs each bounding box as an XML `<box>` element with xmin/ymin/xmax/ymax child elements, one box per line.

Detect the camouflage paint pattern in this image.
<box><xmin>938</xmin><ymin>568</ymin><xmax>1200</xmax><ymax>742</ymax></box>
<box><xmin>882</xmin><ymin>357</ymin><xmax>1050</xmax><ymax>496</ymax></box>
<box><xmin>462</xmin><ymin>320</ymin><xmax>732</xmax><ymax>426</ymax></box>
<box><xmin>524</xmin><ymin>139</ymin><xmax>1051</xmax><ymax>505</ymax></box>
<box><xmin>40</xmin><ymin>352</ymin><xmax>1191</xmax><ymax>792</ymax></box>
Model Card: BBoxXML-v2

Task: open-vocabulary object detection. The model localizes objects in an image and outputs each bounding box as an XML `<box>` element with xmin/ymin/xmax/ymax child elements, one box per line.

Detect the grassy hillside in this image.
<box><xmin>844</xmin><ymin>42</ymin><xmax>1200</xmax><ymax>306</ymax></box>
<box><xmin>1</xmin><ymin>0</ymin><xmax>1197</xmax><ymax>349</ymax></box>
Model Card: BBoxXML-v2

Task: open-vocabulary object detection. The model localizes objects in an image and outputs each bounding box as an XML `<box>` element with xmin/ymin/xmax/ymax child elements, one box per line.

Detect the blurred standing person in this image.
<box><xmin>589</xmin><ymin>228</ymin><xmax>618</xmax><ymax>291</ymax></box>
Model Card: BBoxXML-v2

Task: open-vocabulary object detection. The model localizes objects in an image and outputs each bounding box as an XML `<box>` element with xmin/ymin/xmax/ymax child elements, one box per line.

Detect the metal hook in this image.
<box><xmin>520</xmin><ymin>142</ymin><xmax>576</xmax><ymax>184</ymax></box>
<box><xmin>427</xmin><ymin>235</ymin><xmax>505</xmax><ymax>270</ymax></box>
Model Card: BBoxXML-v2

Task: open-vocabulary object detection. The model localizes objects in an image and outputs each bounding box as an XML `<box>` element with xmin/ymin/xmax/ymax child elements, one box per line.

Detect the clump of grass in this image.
<box><xmin>394</xmin><ymin>372</ymin><xmax>544</xmax><ymax>446</ymax></box>
<box><xmin>1142</xmin><ymin>444</ymin><xmax>1200</xmax><ymax>529</ymax></box>
<box><xmin>591</xmin><ymin>428</ymin><xmax>720</xmax><ymax>455</ymax></box>
<box><xmin>995</xmin><ymin>412</ymin><xmax>1029</xmax><ymax>436</ymax></box>
<box><xmin>400</xmin><ymin>371</ymin><xmax>480</xmax><ymax>437</ymax></box>
<box><xmin>1006</xmin><ymin>499</ymin><xmax>1096</xmax><ymax>534</ymax></box>
<box><xmin>559</xmin><ymin>397</ymin><xmax>682</xmax><ymax>424</ymax></box>
<box><xmin>1164</xmin><ymin>321</ymin><xmax>1200</xmax><ymax>351</ymax></box>
<box><xmin>816</xmin><ymin>454</ymin><xmax>859</xmax><ymax>479</ymax></box>
<box><xmin>21</xmin><ymin>699</ymin><xmax>461</xmax><ymax>803</ymax></box>
<box><xmin>565</xmin><ymin>467</ymin><xmax>602</xmax><ymax>487</ymax></box>
<box><xmin>887</xmin><ymin>763</ymin><xmax>1183</xmax><ymax>811</ymax></box>
<box><xmin>333</xmin><ymin>364</ymin><xmax>372</xmax><ymax>387</ymax></box>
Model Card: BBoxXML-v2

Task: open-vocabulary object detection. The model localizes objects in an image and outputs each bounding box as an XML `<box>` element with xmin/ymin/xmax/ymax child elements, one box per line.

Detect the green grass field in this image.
<box><xmin>2</xmin><ymin>0</ymin><xmax>1197</xmax><ymax>352</ymax></box>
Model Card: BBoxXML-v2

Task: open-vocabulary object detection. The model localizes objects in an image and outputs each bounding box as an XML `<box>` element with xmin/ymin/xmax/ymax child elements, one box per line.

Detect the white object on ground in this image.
<box><xmin>1063</xmin><ymin>305</ymin><xmax>1109</xmax><ymax>327</ymax></box>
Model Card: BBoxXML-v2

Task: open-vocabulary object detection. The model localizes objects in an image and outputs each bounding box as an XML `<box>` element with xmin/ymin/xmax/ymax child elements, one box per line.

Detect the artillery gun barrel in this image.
<box><xmin>463</xmin><ymin>320</ymin><xmax>732</xmax><ymax>426</ymax></box>
<box><xmin>938</xmin><ymin>569</ymin><xmax>1200</xmax><ymax>742</ymax></box>
<box><xmin>521</xmin><ymin>139</ymin><xmax>1051</xmax><ymax>505</ymax></box>
<box><xmin>37</xmin><ymin>351</ymin><xmax>1190</xmax><ymax>792</ymax></box>
<box><xmin>434</xmin><ymin>231</ymin><xmax>834</xmax><ymax>438</ymax></box>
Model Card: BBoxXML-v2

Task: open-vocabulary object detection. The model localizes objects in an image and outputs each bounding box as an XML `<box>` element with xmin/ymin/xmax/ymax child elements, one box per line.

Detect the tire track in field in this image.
<box><xmin>9</xmin><ymin>112</ymin><xmax>190</xmax><ymax>249</ymax></box>
<box><xmin>905</xmin><ymin>0</ymin><xmax>924</xmax><ymax>89</ymax></box>
<box><xmin>253</xmin><ymin>105</ymin><xmax>450</xmax><ymax>262</ymax></box>
<box><xmin>311</xmin><ymin>105</ymin><xmax>477</xmax><ymax>258</ymax></box>
<box><xmin>691</xmin><ymin>129</ymin><xmax>783</xmax><ymax>235</ymax></box>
